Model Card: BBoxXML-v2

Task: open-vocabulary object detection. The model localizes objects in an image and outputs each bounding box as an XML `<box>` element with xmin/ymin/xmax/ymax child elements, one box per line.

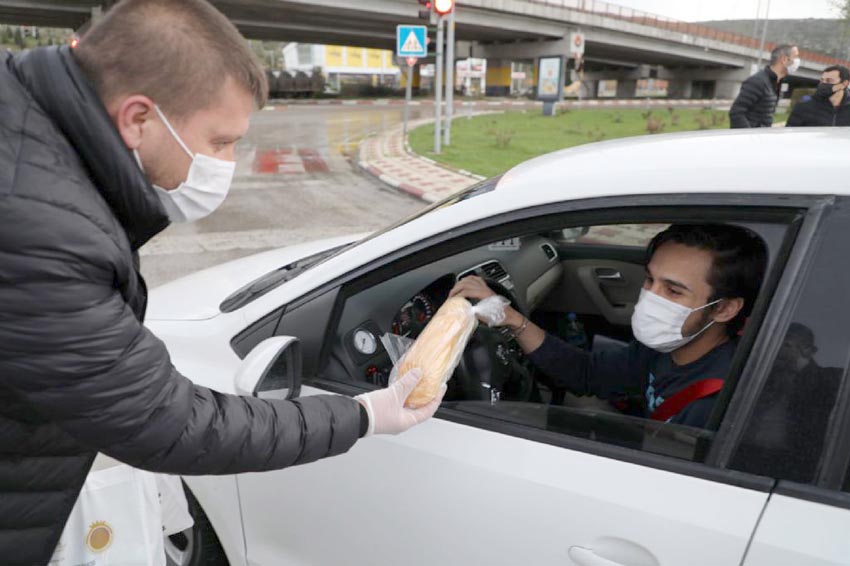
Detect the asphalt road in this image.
<box><xmin>140</xmin><ymin>104</ymin><xmax>429</xmax><ymax>288</ymax></box>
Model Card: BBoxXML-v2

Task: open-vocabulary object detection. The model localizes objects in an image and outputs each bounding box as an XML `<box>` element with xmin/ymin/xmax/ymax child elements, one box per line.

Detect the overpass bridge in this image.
<box><xmin>1</xmin><ymin>0</ymin><xmax>844</xmax><ymax>98</ymax></box>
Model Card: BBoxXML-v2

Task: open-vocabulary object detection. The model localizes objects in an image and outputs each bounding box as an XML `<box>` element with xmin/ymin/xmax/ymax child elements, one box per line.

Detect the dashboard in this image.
<box><xmin>329</xmin><ymin>234</ymin><xmax>564</xmax><ymax>387</ymax></box>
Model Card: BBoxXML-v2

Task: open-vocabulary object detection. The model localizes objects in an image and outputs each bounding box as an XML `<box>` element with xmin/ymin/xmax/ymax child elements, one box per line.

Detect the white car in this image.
<box><xmin>148</xmin><ymin>128</ymin><xmax>850</xmax><ymax>566</ymax></box>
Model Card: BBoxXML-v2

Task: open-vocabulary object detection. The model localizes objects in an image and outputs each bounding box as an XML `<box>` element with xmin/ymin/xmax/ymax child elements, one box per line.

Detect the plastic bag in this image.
<box><xmin>388</xmin><ymin>295</ymin><xmax>510</xmax><ymax>407</ymax></box>
<box><xmin>48</xmin><ymin>464</ymin><xmax>166</xmax><ymax>566</ymax></box>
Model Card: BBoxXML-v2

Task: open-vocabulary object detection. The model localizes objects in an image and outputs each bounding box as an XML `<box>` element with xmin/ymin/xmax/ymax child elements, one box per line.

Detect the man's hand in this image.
<box><xmin>450</xmin><ymin>276</ymin><xmax>521</xmax><ymax>328</ymax></box>
<box><xmin>449</xmin><ymin>275</ymin><xmax>496</xmax><ymax>301</ymax></box>
<box><xmin>354</xmin><ymin>369</ymin><xmax>445</xmax><ymax>436</ymax></box>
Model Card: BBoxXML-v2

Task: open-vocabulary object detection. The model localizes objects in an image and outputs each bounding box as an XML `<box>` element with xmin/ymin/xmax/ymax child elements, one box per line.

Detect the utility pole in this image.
<box><xmin>434</xmin><ymin>14</ymin><xmax>444</xmax><ymax>154</ymax></box>
<box><xmin>444</xmin><ymin>7</ymin><xmax>455</xmax><ymax>146</ymax></box>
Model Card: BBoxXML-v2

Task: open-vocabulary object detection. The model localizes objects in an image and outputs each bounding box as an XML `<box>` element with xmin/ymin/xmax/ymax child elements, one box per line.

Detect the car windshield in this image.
<box><xmin>219</xmin><ymin>175</ymin><xmax>501</xmax><ymax>313</ymax></box>
<box><xmin>340</xmin><ymin>174</ymin><xmax>502</xmax><ymax>250</ymax></box>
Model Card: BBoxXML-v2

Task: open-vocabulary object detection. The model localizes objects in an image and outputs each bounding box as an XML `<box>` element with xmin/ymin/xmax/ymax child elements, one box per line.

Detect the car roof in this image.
<box><xmin>493</xmin><ymin>127</ymin><xmax>850</xmax><ymax>208</ymax></box>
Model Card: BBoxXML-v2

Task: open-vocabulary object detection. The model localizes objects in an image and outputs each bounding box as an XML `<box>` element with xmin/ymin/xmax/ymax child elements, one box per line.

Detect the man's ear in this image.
<box><xmin>112</xmin><ymin>95</ymin><xmax>155</xmax><ymax>150</ymax></box>
<box><xmin>713</xmin><ymin>297</ymin><xmax>744</xmax><ymax>324</ymax></box>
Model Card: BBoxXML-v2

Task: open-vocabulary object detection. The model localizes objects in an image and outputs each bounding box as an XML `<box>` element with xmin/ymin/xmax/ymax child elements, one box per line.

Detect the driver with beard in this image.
<box><xmin>449</xmin><ymin>224</ymin><xmax>767</xmax><ymax>428</ymax></box>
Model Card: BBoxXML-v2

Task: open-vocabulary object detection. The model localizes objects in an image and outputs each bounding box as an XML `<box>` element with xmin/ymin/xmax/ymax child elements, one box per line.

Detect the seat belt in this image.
<box><xmin>650</xmin><ymin>378</ymin><xmax>725</xmax><ymax>422</ymax></box>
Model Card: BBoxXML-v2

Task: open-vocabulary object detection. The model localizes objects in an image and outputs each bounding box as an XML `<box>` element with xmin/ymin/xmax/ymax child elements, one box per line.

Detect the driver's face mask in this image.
<box><xmin>631</xmin><ymin>288</ymin><xmax>721</xmax><ymax>353</ymax></box>
<box><xmin>133</xmin><ymin>105</ymin><xmax>235</xmax><ymax>223</ymax></box>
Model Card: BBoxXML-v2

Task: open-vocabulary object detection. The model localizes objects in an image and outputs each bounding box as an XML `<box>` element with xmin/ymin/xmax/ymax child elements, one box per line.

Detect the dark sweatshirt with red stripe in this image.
<box><xmin>527</xmin><ymin>334</ymin><xmax>738</xmax><ymax>428</ymax></box>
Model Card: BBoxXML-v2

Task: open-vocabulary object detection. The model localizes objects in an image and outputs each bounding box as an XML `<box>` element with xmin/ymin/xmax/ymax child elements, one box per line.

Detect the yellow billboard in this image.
<box><xmin>325</xmin><ymin>45</ymin><xmax>344</xmax><ymax>67</ymax></box>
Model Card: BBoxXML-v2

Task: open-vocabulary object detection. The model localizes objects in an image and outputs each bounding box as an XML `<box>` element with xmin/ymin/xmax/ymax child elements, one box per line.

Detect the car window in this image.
<box><xmin>559</xmin><ymin>223</ymin><xmax>670</xmax><ymax>248</ymax></box>
<box><xmin>326</xmin><ymin>215</ymin><xmax>784</xmax><ymax>466</ymax></box>
<box><xmin>730</xmin><ymin>204</ymin><xmax>850</xmax><ymax>485</ymax></box>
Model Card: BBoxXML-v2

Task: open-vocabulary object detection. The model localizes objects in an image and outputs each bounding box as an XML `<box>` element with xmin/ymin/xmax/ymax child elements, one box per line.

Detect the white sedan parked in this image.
<box><xmin>148</xmin><ymin>128</ymin><xmax>850</xmax><ymax>566</ymax></box>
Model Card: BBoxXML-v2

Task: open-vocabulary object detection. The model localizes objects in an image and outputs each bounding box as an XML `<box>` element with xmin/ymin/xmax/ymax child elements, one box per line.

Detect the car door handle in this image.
<box><xmin>568</xmin><ymin>546</ymin><xmax>625</xmax><ymax>566</ymax></box>
<box><xmin>595</xmin><ymin>269</ymin><xmax>623</xmax><ymax>281</ymax></box>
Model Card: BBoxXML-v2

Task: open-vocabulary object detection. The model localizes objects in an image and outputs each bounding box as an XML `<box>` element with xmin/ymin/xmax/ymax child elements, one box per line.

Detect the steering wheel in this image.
<box><xmin>452</xmin><ymin>279</ymin><xmax>536</xmax><ymax>403</ymax></box>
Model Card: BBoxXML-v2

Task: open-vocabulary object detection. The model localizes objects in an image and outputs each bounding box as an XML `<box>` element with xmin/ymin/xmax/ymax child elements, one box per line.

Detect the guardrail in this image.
<box><xmin>529</xmin><ymin>0</ymin><xmax>850</xmax><ymax>68</ymax></box>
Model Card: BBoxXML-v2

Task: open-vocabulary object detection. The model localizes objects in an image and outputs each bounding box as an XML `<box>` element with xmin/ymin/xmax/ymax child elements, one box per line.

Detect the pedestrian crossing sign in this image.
<box><xmin>397</xmin><ymin>25</ymin><xmax>428</xmax><ymax>57</ymax></box>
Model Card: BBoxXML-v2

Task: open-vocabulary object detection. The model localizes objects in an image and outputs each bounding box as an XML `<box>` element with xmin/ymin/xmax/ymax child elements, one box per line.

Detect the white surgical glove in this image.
<box><xmin>354</xmin><ymin>369</ymin><xmax>446</xmax><ymax>436</ymax></box>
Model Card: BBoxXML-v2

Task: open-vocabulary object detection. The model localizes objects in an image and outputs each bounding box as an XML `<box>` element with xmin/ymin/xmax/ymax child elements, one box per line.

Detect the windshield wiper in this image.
<box><xmin>219</xmin><ymin>245</ymin><xmax>347</xmax><ymax>313</ymax></box>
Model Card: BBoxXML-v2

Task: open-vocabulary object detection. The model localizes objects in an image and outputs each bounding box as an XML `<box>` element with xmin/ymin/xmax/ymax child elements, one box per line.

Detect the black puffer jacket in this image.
<box><xmin>786</xmin><ymin>91</ymin><xmax>850</xmax><ymax>127</ymax></box>
<box><xmin>729</xmin><ymin>66</ymin><xmax>782</xmax><ymax>128</ymax></box>
<box><xmin>0</xmin><ymin>47</ymin><xmax>362</xmax><ymax>566</ymax></box>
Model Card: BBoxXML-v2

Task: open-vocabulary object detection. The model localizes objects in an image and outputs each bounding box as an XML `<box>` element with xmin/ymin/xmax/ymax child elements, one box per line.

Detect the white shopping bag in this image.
<box><xmin>155</xmin><ymin>474</ymin><xmax>193</xmax><ymax>537</ymax></box>
<box><xmin>49</xmin><ymin>463</ymin><xmax>166</xmax><ymax>566</ymax></box>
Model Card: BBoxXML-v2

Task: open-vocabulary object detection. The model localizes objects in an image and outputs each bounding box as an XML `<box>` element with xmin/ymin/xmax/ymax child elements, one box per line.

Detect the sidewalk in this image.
<box><xmin>357</xmin><ymin>119</ymin><xmax>482</xmax><ymax>203</ymax></box>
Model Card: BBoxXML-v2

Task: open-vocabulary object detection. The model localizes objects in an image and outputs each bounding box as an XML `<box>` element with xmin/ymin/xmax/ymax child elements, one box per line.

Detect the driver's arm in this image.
<box><xmin>450</xmin><ymin>276</ymin><xmax>643</xmax><ymax>398</ymax></box>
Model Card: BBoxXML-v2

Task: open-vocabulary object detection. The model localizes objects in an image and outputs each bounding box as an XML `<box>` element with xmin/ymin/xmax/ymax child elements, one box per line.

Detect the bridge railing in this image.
<box><xmin>530</xmin><ymin>0</ymin><xmax>850</xmax><ymax>68</ymax></box>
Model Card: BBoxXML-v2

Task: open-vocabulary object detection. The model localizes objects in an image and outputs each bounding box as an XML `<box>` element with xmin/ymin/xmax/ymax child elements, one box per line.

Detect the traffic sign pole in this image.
<box><xmin>444</xmin><ymin>8</ymin><xmax>455</xmax><ymax>147</ymax></box>
<box><xmin>404</xmin><ymin>59</ymin><xmax>415</xmax><ymax>137</ymax></box>
<box><xmin>434</xmin><ymin>15</ymin><xmax>444</xmax><ymax>154</ymax></box>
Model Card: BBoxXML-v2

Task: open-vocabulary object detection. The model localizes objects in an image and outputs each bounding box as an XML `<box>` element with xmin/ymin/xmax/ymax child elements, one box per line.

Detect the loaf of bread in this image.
<box><xmin>398</xmin><ymin>296</ymin><xmax>477</xmax><ymax>409</ymax></box>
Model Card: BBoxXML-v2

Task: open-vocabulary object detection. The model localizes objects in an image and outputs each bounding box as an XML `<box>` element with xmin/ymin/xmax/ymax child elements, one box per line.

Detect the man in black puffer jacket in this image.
<box><xmin>787</xmin><ymin>65</ymin><xmax>850</xmax><ymax>127</ymax></box>
<box><xmin>0</xmin><ymin>2</ymin><xmax>442</xmax><ymax>564</ymax></box>
<box><xmin>730</xmin><ymin>44</ymin><xmax>798</xmax><ymax>128</ymax></box>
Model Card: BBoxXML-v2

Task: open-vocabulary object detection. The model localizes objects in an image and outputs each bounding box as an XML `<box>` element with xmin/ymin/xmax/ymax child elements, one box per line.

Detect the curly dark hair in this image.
<box><xmin>646</xmin><ymin>224</ymin><xmax>768</xmax><ymax>337</ymax></box>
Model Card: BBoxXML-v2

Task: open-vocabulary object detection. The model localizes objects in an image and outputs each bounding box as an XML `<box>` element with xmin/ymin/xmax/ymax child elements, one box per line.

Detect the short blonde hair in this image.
<box><xmin>74</xmin><ymin>0</ymin><xmax>267</xmax><ymax>118</ymax></box>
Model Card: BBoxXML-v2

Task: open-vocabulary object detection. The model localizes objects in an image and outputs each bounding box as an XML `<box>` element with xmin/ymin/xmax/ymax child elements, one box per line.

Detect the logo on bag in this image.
<box><xmin>85</xmin><ymin>521</ymin><xmax>113</xmax><ymax>552</ymax></box>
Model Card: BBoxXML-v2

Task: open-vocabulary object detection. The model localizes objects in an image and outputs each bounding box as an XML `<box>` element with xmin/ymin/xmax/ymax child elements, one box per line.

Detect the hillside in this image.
<box><xmin>700</xmin><ymin>19</ymin><xmax>850</xmax><ymax>61</ymax></box>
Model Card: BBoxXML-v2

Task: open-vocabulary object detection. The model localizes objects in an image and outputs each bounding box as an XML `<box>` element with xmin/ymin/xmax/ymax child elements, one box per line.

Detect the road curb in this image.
<box><xmin>358</xmin><ymin>150</ymin><xmax>429</xmax><ymax>201</ymax></box>
<box><xmin>357</xmin><ymin>114</ymin><xmax>493</xmax><ymax>203</ymax></box>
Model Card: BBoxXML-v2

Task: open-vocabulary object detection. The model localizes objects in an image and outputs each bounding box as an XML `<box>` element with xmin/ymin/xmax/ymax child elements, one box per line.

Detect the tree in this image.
<box><xmin>13</xmin><ymin>27</ymin><xmax>24</xmax><ymax>49</ymax></box>
<box><xmin>839</xmin><ymin>0</ymin><xmax>850</xmax><ymax>21</ymax></box>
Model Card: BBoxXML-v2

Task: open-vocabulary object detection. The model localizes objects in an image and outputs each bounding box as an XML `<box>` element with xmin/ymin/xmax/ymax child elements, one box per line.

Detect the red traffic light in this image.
<box><xmin>417</xmin><ymin>0</ymin><xmax>431</xmax><ymax>19</ymax></box>
<box><xmin>434</xmin><ymin>0</ymin><xmax>454</xmax><ymax>15</ymax></box>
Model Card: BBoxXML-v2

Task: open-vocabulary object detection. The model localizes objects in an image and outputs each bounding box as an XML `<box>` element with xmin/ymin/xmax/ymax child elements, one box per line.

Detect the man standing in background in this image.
<box><xmin>730</xmin><ymin>44</ymin><xmax>799</xmax><ymax>128</ymax></box>
<box><xmin>786</xmin><ymin>65</ymin><xmax>850</xmax><ymax>127</ymax></box>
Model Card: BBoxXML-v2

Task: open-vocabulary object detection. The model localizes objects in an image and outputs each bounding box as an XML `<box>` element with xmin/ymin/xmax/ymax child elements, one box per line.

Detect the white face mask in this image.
<box><xmin>133</xmin><ymin>105</ymin><xmax>236</xmax><ymax>223</ymax></box>
<box><xmin>631</xmin><ymin>288</ymin><xmax>721</xmax><ymax>353</ymax></box>
<box><xmin>786</xmin><ymin>57</ymin><xmax>801</xmax><ymax>74</ymax></box>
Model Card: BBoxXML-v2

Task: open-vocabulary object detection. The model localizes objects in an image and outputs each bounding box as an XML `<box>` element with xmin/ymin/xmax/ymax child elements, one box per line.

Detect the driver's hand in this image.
<box><xmin>449</xmin><ymin>275</ymin><xmax>496</xmax><ymax>301</ymax></box>
<box><xmin>355</xmin><ymin>369</ymin><xmax>445</xmax><ymax>436</ymax></box>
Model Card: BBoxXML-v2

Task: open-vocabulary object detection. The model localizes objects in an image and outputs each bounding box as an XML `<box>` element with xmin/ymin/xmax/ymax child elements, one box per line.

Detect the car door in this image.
<box><xmin>235</xmin><ymin>195</ymin><xmax>819</xmax><ymax>566</ymax></box>
<box><xmin>731</xmin><ymin>197</ymin><xmax>850</xmax><ymax>566</ymax></box>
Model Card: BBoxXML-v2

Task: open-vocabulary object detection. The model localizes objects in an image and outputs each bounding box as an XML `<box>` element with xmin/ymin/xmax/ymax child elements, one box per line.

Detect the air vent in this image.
<box><xmin>541</xmin><ymin>243</ymin><xmax>557</xmax><ymax>262</ymax></box>
<box><xmin>480</xmin><ymin>261</ymin><xmax>508</xmax><ymax>281</ymax></box>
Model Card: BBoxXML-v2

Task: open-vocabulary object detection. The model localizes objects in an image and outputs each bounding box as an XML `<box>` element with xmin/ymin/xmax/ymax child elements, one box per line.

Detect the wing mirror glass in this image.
<box><xmin>235</xmin><ymin>337</ymin><xmax>302</xmax><ymax>400</ymax></box>
<box><xmin>560</xmin><ymin>227</ymin><xmax>590</xmax><ymax>242</ymax></box>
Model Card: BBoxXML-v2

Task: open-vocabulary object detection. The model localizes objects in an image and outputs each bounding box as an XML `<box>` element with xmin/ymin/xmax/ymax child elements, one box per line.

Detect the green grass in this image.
<box><xmin>409</xmin><ymin>107</ymin><xmax>738</xmax><ymax>178</ymax></box>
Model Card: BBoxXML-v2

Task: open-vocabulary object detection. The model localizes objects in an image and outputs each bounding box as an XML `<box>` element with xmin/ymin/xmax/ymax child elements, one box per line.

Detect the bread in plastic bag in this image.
<box><xmin>389</xmin><ymin>295</ymin><xmax>510</xmax><ymax>408</ymax></box>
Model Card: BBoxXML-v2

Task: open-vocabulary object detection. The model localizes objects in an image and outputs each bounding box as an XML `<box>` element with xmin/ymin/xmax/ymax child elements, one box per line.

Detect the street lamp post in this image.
<box><xmin>755</xmin><ymin>0</ymin><xmax>772</xmax><ymax>70</ymax></box>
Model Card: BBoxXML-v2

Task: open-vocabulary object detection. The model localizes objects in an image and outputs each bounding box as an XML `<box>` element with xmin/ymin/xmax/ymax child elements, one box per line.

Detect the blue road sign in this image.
<box><xmin>397</xmin><ymin>25</ymin><xmax>428</xmax><ymax>57</ymax></box>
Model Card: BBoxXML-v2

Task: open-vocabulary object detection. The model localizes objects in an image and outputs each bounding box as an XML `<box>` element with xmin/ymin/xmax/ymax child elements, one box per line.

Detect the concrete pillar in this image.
<box><xmin>616</xmin><ymin>79</ymin><xmax>637</xmax><ymax>99</ymax></box>
<box><xmin>667</xmin><ymin>79</ymin><xmax>693</xmax><ymax>99</ymax></box>
<box><xmin>659</xmin><ymin>68</ymin><xmax>749</xmax><ymax>100</ymax></box>
<box><xmin>714</xmin><ymin>79</ymin><xmax>742</xmax><ymax>100</ymax></box>
<box><xmin>486</xmin><ymin>59</ymin><xmax>511</xmax><ymax>97</ymax></box>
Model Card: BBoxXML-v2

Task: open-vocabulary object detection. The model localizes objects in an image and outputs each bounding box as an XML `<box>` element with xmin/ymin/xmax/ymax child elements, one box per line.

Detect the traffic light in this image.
<box><xmin>434</xmin><ymin>0</ymin><xmax>454</xmax><ymax>15</ymax></box>
<box><xmin>418</xmin><ymin>0</ymin><xmax>431</xmax><ymax>20</ymax></box>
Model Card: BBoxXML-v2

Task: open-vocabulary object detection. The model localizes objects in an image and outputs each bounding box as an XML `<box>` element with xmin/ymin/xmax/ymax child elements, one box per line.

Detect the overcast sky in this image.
<box><xmin>611</xmin><ymin>0</ymin><xmax>838</xmax><ymax>22</ymax></box>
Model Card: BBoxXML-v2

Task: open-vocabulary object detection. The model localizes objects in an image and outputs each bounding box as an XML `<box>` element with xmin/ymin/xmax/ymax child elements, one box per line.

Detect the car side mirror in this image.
<box><xmin>235</xmin><ymin>337</ymin><xmax>302</xmax><ymax>400</ymax></box>
<box><xmin>560</xmin><ymin>227</ymin><xmax>590</xmax><ymax>242</ymax></box>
